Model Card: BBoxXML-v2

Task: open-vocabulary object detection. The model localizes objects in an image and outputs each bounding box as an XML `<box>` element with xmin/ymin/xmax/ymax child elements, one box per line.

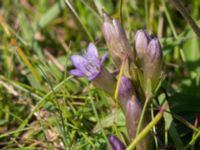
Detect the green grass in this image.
<box><xmin>0</xmin><ymin>0</ymin><xmax>200</xmax><ymax>149</ymax></box>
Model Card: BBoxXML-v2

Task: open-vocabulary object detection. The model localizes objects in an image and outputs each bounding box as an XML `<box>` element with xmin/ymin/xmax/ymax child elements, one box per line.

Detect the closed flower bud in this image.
<box><xmin>135</xmin><ymin>29</ymin><xmax>150</xmax><ymax>62</ymax></box>
<box><xmin>125</xmin><ymin>97</ymin><xmax>142</xmax><ymax>141</ymax></box>
<box><xmin>108</xmin><ymin>134</ymin><xmax>125</xmax><ymax>150</ymax></box>
<box><xmin>125</xmin><ymin>97</ymin><xmax>151</xmax><ymax>150</ymax></box>
<box><xmin>102</xmin><ymin>12</ymin><xmax>134</xmax><ymax>66</ymax></box>
<box><xmin>143</xmin><ymin>38</ymin><xmax>163</xmax><ymax>91</ymax></box>
<box><xmin>118</xmin><ymin>76</ymin><xmax>135</xmax><ymax>111</ymax></box>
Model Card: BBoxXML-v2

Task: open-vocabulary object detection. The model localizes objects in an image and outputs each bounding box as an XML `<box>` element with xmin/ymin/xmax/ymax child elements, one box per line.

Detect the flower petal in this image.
<box><xmin>69</xmin><ymin>69</ymin><xmax>85</xmax><ymax>77</ymax></box>
<box><xmin>88</xmin><ymin>72</ymin><xmax>99</xmax><ymax>80</ymax></box>
<box><xmin>86</xmin><ymin>43</ymin><xmax>98</xmax><ymax>58</ymax></box>
<box><xmin>70</xmin><ymin>55</ymin><xmax>88</xmax><ymax>69</ymax></box>
<box><xmin>101</xmin><ymin>53</ymin><xmax>107</xmax><ymax>64</ymax></box>
<box><xmin>71</xmin><ymin>55</ymin><xmax>96</xmax><ymax>77</ymax></box>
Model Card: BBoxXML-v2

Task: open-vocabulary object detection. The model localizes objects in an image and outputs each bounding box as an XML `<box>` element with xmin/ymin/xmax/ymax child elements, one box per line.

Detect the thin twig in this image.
<box><xmin>170</xmin><ymin>0</ymin><xmax>200</xmax><ymax>38</ymax></box>
<box><xmin>119</xmin><ymin>0</ymin><xmax>123</xmax><ymax>25</ymax></box>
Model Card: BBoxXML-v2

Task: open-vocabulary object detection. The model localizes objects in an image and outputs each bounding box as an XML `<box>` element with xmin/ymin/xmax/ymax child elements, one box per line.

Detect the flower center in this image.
<box><xmin>85</xmin><ymin>60</ymin><xmax>100</xmax><ymax>75</ymax></box>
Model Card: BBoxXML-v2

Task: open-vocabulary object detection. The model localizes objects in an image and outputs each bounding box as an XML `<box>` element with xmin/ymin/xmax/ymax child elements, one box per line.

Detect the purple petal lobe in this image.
<box><xmin>70</xmin><ymin>55</ymin><xmax>88</xmax><ymax>69</ymax></box>
<box><xmin>101</xmin><ymin>54</ymin><xmax>107</xmax><ymax>64</ymax></box>
<box><xmin>69</xmin><ymin>69</ymin><xmax>85</xmax><ymax>77</ymax></box>
<box><xmin>147</xmin><ymin>38</ymin><xmax>162</xmax><ymax>61</ymax></box>
<box><xmin>70</xmin><ymin>43</ymin><xmax>106</xmax><ymax>80</ymax></box>
<box><xmin>135</xmin><ymin>29</ymin><xmax>150</xmax><ymax>59</ymax></box>
<box><xmin>86</xmin><ymin>43</ymin><xmax>98</xmax><ymax>58</ymax></box>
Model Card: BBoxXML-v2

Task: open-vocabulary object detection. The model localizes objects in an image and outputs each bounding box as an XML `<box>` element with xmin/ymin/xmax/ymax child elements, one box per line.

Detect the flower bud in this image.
<box><xmin>102</xmin><ymin>12</ymin><xmax>134</xmax><ymax>66</ymax></box>
<box><xmin>125</xmin><ymin>97</ymin><xmax>151</xmax><ymax>150</ymax></box>
<box><xmin>143</xmin><ymin>38</ymin><xmax>163</xmax><ymax>91</ymax></box>
<box><xmin>118</xmin><ymin>76</ymin><xmax>135</xmax><ymax>111</ymax></box>
<box><xmin>125</xmin><ymin>97</ymin><xmax>142</xmax><ymax>140</ymax></box>
<box><xmin>108</xmin><ymin>134</ymin><xmax>126</xmax><ymax>150</ymax></box>
<box><xmin>134</xmin><ymin>29</ymin><xmax>150</xmax><ymax>61</ymax></box>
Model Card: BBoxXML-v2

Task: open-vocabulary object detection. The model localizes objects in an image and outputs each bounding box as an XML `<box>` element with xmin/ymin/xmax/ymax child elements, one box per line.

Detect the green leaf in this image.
<box><xmin>183</xmin><ymin>31</ymin><xmax>200</xmax><ymax>72</ymax></box>
<box><xmin>93</xmin><ymin>109</ymin><xmax>125</xmax><ymax>133</ymax></box>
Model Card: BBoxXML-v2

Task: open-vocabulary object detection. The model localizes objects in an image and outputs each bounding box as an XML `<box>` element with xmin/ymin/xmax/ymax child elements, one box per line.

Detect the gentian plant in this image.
<box><xmin>70</xmin><ymin>12</ymin><xmax>163</xmax><ymax>150</ymax></box>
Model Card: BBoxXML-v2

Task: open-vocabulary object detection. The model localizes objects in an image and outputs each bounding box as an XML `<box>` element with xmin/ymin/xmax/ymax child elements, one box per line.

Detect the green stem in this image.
<box><xmin>136</xmin><ymin>96</ymin><xmax>150</xmax><ymax>136</ymax></box>
<box><xmin>185</xmin><ymin>129</ymin><xmax>200</xmax><ymax>149</ymax></box>
<box><xmin>144</xmin><ymin>0</ymin><xmax>149</xmax><ymax>30</ymax></box>
<box><xmin>162</xmin><ymin>0</ymin><xmax>177</xmax><ymax>38</ymax></box>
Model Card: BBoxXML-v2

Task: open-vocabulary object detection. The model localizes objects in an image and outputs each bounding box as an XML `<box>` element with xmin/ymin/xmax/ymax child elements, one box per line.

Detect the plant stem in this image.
<box><xmin>170</xmin><ymin>0</ymin><xmax>200</xmax><ymax>39</ymax></box>
<box><xmin>186</xmin><ymin>129</ymin><xmax>200</xmax><ymax>149</ymax></box>
<box><xmin>136</xmin><ymin>96</ymin><xmax>150</xmax><ymax>136</ymax></box>
<box><xmin>114</xmin><ymin>56</ymin><xmax>127</xmax><ymax>100</ymax></box>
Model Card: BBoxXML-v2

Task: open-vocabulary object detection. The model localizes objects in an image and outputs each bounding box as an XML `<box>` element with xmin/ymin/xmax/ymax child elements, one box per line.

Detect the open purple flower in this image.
<box><xmin>70</xmin><ymin>43</ymin><xmax>106</xmax><ymax>80</ymax></box>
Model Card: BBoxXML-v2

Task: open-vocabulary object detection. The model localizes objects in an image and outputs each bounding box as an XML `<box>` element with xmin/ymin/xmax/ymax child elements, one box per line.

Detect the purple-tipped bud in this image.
<box><xmin>125</xmin><ymin>97</ymin><xmax>142</xmax><ymax>140</ymax></box>
<box><xmin>135</xmin><ymin>29</ymin><xmax>150</xmax><ymax>61</ymax></box>
<box><xmin>70</xmin><ymin>43</ymin><xmax>116</xmax><ymax>95</ymax></box>
<box><xmin>118</xmin><ymin>76</ymin><xmax>135</xmax><ymax>111</ymax></box>
<box><xmin>102</xmin><ymin>12</ymin><xmax>134</xmax><ymax>66</ymax></box>
<box><xmin>146</xmin><ymin>38</ymin><xmax>162</xmax><ymax>62</ymax></box>
<box><xmin>108</xmin><ymin>134</ymin><xmax>125</xmax><ymax>150</ymax></box>
<box><xmin>143</xmin><ymin>38</ymin><xmax>163</xmax><ymax>91</ymax></box>
<box><xmin>125</xmin><ymin>97</ymin><xmax>151</xmax><ymax>150</ymax></box>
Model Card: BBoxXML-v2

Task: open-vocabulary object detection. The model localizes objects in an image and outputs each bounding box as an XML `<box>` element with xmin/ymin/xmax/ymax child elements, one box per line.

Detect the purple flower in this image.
<box><xmin>70</xmin><ymin>43</ymin><xmax>116</xmax><ymax>95</ymax></box>
<box><xmin>70</xmin><ymin>43</ymin><xmax>106</xmax><ymax>80</ymax></box>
